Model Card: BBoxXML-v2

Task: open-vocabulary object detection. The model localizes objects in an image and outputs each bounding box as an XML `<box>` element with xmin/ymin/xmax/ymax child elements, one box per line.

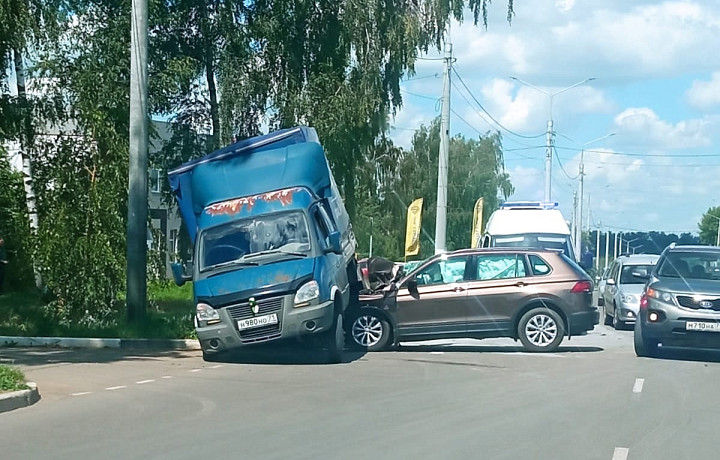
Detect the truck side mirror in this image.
<box><xmin>326</xmin><ymin>231</ymin><xmax>343</xmax><ymax>255</ymax></box>
<box><xmin>171</xmin><ymin>262</ymin><xmax>193</xmax><ymax>287</ymax></box>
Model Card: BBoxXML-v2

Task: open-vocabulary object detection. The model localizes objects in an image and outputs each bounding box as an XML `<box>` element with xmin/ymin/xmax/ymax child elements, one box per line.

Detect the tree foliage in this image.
<box><xmin>699</xmin><ymin>207</ymin><xmax>720</xmax><ymax>245</ymax></box>
<box><xmin>0</xmin><ymin>150</ymin><xmax>34</xmax><ymax>289</ymax></box>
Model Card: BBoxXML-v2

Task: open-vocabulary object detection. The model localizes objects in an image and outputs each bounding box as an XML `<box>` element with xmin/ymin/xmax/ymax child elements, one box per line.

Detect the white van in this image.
<box><xmin>478</xmin><ymin>201</ymin><xmax>577</xmax><ymax>262</ymax></box>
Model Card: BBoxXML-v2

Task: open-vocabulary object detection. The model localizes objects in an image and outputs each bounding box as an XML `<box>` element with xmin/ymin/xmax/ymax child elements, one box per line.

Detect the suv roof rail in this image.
<box><xmin>669</xmin><ymin>242</ymin><xmax>676</xmax><ymax>249</ymax></box>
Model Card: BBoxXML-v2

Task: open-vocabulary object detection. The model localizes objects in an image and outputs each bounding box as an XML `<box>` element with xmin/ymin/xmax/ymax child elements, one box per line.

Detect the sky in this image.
<box><xmin>390</xmin><ymin>0</ymin><xmax>720</xmax><ymax>235</ymax></box>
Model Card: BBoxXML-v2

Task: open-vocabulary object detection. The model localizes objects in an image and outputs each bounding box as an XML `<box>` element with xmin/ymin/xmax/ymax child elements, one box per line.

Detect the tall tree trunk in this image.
<box><xmin>200</xmin><ymin>3</ymin><xmax>220</xmax><ymax>150</ymax></box>
<box><xmin>13</xmin><ymin>48</ymin><xmax>43</xmax><ymax>289</ymax></box>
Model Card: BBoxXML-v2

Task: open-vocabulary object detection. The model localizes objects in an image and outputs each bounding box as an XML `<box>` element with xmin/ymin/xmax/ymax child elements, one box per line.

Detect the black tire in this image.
<box><xmin>326</xmin><ymin>310</ymin><xmax>345</xmax><ymax>364</ymax></box>
<box><xmin>604</xmin><ymin>309</ymin><xmax>613</xmax><ymax>326</ymax></box>
<box><xmin>348</xmin><ymin>311</ymin><xmax>391</xmax><ymax>352</ymax></box>
<box><xmin>202</xmin><ymin>350</ymin><xmax>224</xmax><ymax>362</ymax></box>
<box><xmin>634</xmin><ymin>322</ymin><xmax>659</xmax><ymax>357</ymax></box>
<box><xmin>612</xmin><ymin>307</ymin><xmax>625</xmax><ymax>330</ymax></box>
<box><xmin>517</xmin><ymin>308</ymin><xmax>565</xmax><ymax>352</ymax></box>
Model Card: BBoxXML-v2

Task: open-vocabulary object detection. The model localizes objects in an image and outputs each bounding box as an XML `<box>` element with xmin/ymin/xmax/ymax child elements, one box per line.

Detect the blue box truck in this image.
<box><xmin>168</xmin><ymin>127</ymin><xmax>358</xmax><ymax>363</ymax></box>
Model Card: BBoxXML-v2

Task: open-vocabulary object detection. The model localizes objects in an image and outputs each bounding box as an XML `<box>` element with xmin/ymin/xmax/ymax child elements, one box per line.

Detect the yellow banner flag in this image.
<box><xmin>405</xmin><ymin>198</ymin><xmax>423</xmax><ymax>257</ymax></box>
<box><xmin>471</xmin><ymin>197</ymin><xmax>484</xmax><ymax>248</ymax></box>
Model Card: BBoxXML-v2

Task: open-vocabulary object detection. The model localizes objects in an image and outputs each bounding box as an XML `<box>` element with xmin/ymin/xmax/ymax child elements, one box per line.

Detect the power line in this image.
<box><xmin>554</xmin><ymin>147</ymin><xmax>580</xmax><ymax>180</ymax></box>
<box><xmin>451</xmin><ymin>67</ymin><xmax>546</xmax><ymax>139</ymax></box>
<box><xmin>400</xmin><ymin>89</ymin><xmax>439</xmax><ymax>101</ymax></box>
<box><xmin>555</xmin><ymin>145</ymin><xmax>720</xmax><ymax>158</ymax></box>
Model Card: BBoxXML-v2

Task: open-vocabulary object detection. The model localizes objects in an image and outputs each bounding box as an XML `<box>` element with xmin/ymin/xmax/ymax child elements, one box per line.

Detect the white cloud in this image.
<box><xmin>555</xmin><ymin>0</ymin><xmax>575</xmax><ymax>13</ymax></box>
<box><xmin>613</xmin><ymin>107</ymin><xmax>711</xmax><ymax>149</ymax></box>
<box><xmin>686</xmin><ymin>72</ymin><xmax>720</xmax><ymax>110</ymax></box>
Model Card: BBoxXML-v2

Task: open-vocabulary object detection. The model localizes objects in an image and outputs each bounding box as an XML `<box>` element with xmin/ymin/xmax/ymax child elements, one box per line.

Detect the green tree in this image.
<box><xmin>699</xmin><ymin>207</ymin><xmax>720</xmax><ymax>245</ymax></box>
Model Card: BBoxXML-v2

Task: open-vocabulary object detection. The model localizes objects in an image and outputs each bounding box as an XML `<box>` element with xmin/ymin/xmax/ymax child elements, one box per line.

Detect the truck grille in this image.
<box><xmin>225</xmin><ymin>297</ymin><xmax>283</xmax><ymax>342</ymax></box>
<box><xmin>676</xmin><ymin>296</ymin><xmax>720</xmax><ymax>311</ymax></box>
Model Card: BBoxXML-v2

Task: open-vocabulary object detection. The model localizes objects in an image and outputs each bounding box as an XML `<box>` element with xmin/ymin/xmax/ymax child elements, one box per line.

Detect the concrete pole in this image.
<box><xmin>544</xmin><ymin>119</ymin><xmax>553</xmax><ymax>202</ymax></box>
<box><xmin>434</xmin><ymin>40</ymin><xmax>452</xmax><ymax>254</ymax></box>
<box><xmin>127</xmin><ymin>0</ymin><xmax>149</xmax><ymax>321</ymax></box>
<box><xmin>605</xmin><ymin>231</ymin><xmax>610</xmax><ymax>269</ymax></box>
<box><xmin>596</xmin><ymin>226</ymin><xmax>601</xmax><ymax>272</ymax></box>
<box><xmin>576</xmin><ymin>150</ymin><xmax>585</xmax><ymax>259</ymax></box>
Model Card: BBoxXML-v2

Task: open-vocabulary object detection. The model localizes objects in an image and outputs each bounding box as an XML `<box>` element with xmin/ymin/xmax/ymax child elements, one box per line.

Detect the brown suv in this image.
<box><xmin>346</xmin><ymin>248</ymin><xmax>598</xmax><ymax>352</ymax></box>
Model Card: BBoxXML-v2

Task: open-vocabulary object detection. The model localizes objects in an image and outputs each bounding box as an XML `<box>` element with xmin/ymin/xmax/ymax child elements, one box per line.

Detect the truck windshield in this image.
<box><xmin>199</xmin><ymin>211</ymin><xmax>311</xmax><ymax>272</ymax></box>
<box><xmin>493</xmin><ymin>233</ymin><xmax>575</xmax><ymax>259</ymax></box>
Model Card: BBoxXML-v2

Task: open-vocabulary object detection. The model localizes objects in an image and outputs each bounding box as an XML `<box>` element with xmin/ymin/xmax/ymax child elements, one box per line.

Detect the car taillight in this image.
<box><xmin>639</xmin><ymin>294</ymin><xmax>649</xmax><ymax>310</ymax></box>
<box><xmin>570</xmin><ymin>280</ymin><xmax>592</xmax><ymax>293</ymax></box>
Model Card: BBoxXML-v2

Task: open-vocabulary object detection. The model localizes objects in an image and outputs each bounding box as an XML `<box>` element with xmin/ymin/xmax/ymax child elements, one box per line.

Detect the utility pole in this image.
<box><xmin>613</xmin><ymin>232</ymin><xmax>619</xmax><ymax>260</ymax></box>
<box><xmin>595</xmin><ymin>225</ymin><xmax>601</xmax><ymax>272</ymax></box>
<box><xmin>605</xmin><ymin>231</ymin><xmax>610</xmax><ymax>270</ymax></box>
<box><xmin>126</xmin><ymin>0</ymin><xmax>149</xmax><ymax>322</ymax></box>
<box><xmin>575</xmin><ymin>150</ymin><xmax>585</xmax><ymax>259</ymax></box>
<box><xmin>434</xmin><ymin>39</ymin><xmax>452</xmax><ymax>254</ymax></box>
<box><xmin>571</xmin><ymin>191</ymin><xmax>578</xmax><ymax>260</ymax></box>
<box><xmin>369</xmin><ymin>217</ymin><xmax>374</xmax><ymax>258</ymax></box>
<box><xmin>544</xmin><ymin>119</ymin><xmax>553</xmax><ymax>202</ymax></box>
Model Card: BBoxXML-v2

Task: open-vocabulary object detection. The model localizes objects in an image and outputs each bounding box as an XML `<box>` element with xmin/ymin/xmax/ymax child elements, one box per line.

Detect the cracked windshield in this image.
<box><xmin>2</xmin><ymin>1</ymin><xmax>720</xmax><ymax>459</ymax></box>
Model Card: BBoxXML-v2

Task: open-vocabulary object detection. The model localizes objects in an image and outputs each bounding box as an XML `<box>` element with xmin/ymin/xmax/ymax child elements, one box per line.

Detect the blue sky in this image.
<box><xmin>390</xmin><ymin>0</ymin><xmax>720</xmax><ymax>235</ymax></box>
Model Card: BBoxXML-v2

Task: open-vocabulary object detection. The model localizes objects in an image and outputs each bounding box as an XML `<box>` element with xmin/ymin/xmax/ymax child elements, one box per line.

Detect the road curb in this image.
<box><xmin>0</xmin><ymin>336</ymin><xmax>201</xmax><ymax>351</ymax></box>
<box><xmin>0</xmin><ymin>382</ymin><xmax>40</xmax><ymax>414</ymax></box>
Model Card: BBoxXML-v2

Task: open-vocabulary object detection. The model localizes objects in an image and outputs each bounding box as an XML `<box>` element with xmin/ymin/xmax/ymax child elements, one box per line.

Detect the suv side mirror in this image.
<box><xmin>606</xmin><ymin>278</ymin><xmax>616</xmax><ymax>286</ymax></box>
<box><xmin>407</xmin><ymin>278</ymin><xmax>420</xmax><ymax>299</ymax></box>
<box><xmin>326</xmin><ymin>231</ymin><xmax>343</xmax><ymax>255</ymax></box>
<box><xmin>632</xmin><ymin>268</ymin><xmax>649</xmax><ymax>279</ymax></box>
<box><xmin>172</xmin><ymin>262</ymin><xmax>193</xmax><ymax>286</ymax></box>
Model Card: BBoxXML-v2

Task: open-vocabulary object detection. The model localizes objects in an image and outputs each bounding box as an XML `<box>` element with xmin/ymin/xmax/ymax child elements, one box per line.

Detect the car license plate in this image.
<box><xmin>686</xmin><ymin>321</ymin><xmax>720</xmax><ymax>332</ymax></box>
<box><xmin>237</xmin><ymin>313</ymin><xmax>278</xmax><ymax>331</ymax></box>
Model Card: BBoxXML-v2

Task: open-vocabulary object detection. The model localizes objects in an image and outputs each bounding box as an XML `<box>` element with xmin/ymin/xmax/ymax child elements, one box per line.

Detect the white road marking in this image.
<box><xmin>105</xmin><ymin>385</ymin><xmax>127</xmax><ymax>391</ymax></box>
<box><xmin>633</xmin><ymin>378</ymin><xmax>645</xmax><ymax>393</ymax></box>
<box><xmin>612</xmin><ymin>447</ymin><xmax>629</xmax><ymax>460</ymax></box>
<box><xmin>136</xmin><ymin>379</ymin><xmax>155</xmax><ymax>385</ymax></box>
<box><xmin>208</xmin><ymin>364</ymin><xmax>223</xmax><ymax>369</ymax></box>
<box><xmin>429</xmin><ymin>351</ymin><xmax>445</xmax><ymax>355</ymax></box>
<box><xmin>190</xmin><ymin>369</ymin><xmax>202</xmax><ymax>373</ymax></box>
<box><xmin>161</xmin><ymin>376</ymin><xmax>172</xmax><ymax>379</ymax></box>
<box><xmin>71</xmin><ymin>392</ymin><xmax>91</xmax><ymax>396</ymax></box>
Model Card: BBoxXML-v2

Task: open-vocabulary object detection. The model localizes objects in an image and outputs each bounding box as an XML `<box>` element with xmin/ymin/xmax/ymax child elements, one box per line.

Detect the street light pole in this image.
<box><xmin>434</xmin><ymin>39</ymin><xmax>452</xmax><ymax>254</ymax></box>
<box><xmin>509</xmin><ymin>77</ymin><xmax>595</xmax><ymax>202</ymax></box>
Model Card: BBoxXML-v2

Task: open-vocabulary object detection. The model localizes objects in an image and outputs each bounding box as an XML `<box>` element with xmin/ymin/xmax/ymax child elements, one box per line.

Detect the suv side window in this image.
<box><xmin>528</xmin><ymin>254</ymin><xmax>552</xmax><ymax>276</ymax></box>
<box><xmin>475</xmin><ymin>254</ymin><xmax>527</xmax><ymax>280</ymax></box>
<box><xmin>415</xmin><ymin>256</ymin><xmax>470</xmax><ymax>286</ymax></box>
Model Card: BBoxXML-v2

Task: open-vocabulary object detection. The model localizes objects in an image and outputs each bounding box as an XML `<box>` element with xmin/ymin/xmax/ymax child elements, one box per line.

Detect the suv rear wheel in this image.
<box><xmin>518</xmin><ymin>308</ymin><xmax>565</xmax><ymax>352</ymax></box>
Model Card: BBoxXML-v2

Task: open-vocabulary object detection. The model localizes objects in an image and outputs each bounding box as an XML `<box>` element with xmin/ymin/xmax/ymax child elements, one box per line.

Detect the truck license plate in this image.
<box><xmin>686</xmin><ymin>321</ymin><xmax>720</xmax><ymax>332</ymax></box>
<box><xmin>238</xmin><ymin>313</ymin><xmax>278</xmax><ymax>330</ymax></box>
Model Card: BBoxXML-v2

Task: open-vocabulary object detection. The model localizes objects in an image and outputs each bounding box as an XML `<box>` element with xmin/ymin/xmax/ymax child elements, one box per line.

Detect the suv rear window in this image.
<box><xmin>528</xmin><ymin>254</ymin><xmax>552</xmax><ymax>276</ymax></box>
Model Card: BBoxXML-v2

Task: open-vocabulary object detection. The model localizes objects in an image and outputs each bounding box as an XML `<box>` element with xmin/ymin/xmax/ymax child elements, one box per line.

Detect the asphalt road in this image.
<box><xmin>3</xmin><ymin>317</ymin><xmax>720</xmax><ymax>460</ymax></box>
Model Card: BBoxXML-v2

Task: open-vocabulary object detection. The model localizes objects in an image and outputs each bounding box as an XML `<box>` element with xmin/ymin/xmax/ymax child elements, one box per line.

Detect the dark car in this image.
<box><xmin>634</xmin><ymin>244</ymin><xmax>720</xmax><ymax>357</ymax></box>
<box><xmin>346</xmin><ymin>248</ymin><xmax>598</xmax><ymax>352</ymax></box>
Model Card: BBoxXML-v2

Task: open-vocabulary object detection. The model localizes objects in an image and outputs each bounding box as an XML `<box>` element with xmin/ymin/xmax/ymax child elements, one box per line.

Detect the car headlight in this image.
<box><xmin>294</xmin><ymin>280</ymin><xmax>319</xmax><ymax>306</ymax></box>
<box><xmin>646</xmin><ymin>288</ymin><xmax>675</xmax><ymax>305</ymax></box>
<box><xmin>621</xmin><ymin>294</ymin><xmax>637</xmax><ymax>303</ymax></box>
<box><xmin>196</xmin><ymin>302</ymin><xmax>220</xmax><ymax>321</ymax></box>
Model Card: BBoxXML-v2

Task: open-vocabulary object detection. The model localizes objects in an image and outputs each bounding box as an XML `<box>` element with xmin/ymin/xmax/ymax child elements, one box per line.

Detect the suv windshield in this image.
<box><xmin>656</xmin><ymin>252</ymin><xmax>720</xmax><ymax>280</ymax></box>
<box><xmin>620</xmin><ymin>264</ymin><xmax>655</xmax><ymax>284</ymax></box>
<box><xmin>199</xmin><ymin>211</ymin><xmax>311</xmax><ymax>272</ymax></box>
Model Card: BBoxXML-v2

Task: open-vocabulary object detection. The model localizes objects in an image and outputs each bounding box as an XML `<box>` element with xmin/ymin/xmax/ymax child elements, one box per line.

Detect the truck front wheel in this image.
<box><xmin>325</xmin><ymin>310</ymin><xmax>345</xmax><ymax>364</ymax></box>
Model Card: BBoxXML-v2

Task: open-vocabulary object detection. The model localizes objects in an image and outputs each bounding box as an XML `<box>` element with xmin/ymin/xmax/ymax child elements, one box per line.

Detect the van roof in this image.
<box><xmin>486</xmin><ymin>208</ymin><xmax>570</xmax><ymax>236</ymax></box>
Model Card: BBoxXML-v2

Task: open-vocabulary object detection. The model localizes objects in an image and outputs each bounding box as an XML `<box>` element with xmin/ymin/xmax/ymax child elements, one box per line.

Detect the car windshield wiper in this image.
<box><xmin>244</xmin><ymin>249</ymin><xmax>308</xmax><ymax>259</ymax></box>
<box><xmin>201</xmin><ymin>259</ymin><xmax>258</xmax><ymax>273</ymax></box>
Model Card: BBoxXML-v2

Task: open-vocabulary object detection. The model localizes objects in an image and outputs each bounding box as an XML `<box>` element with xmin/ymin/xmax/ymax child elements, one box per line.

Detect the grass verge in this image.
<box><xmin>0</xmin><ymin>282</ymin><xmax>196</xmax><ymax>340</ymax></box>
<box><xmin>0</xmin><ymin>364</ymin><xmax>29</xmax><ymax>392</ymax></box>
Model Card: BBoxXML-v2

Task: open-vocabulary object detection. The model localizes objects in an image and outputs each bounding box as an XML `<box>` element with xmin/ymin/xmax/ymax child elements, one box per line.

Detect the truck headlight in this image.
<box><xmin>196</xmin><ymin>302</ymin><xmax>220</xmax><ymax>321</ymax></box>
<box><xmin>294</xmin><ymin>280</ymin><xmax>319</xmax><ymax>306</ymax></box>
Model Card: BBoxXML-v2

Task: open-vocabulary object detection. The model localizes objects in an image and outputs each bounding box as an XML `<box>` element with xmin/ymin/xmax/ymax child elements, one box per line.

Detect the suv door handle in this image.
<box><xmin>453</xmin><ymin>286</ymin><xmax>465</xmax><ymax>292</ymax></box>
<box><xmin>514</xmin><ymin>281</ymin><xmax>526</xmax><ymax>287</ymax></box>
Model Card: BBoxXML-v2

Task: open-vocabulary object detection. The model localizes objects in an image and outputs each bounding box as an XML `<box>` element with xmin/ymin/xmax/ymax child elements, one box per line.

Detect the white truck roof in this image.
<box><xmin>486</xmin><ymin>208</ymin><xmax>571</xmax><ymax>236</ymax></box>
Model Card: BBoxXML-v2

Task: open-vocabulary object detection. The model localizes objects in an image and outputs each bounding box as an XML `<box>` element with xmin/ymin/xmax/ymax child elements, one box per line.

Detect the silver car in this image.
<box><xmin>597</xmin><ymin>267</ymin><xmax>611</xmax><ymax>306</ymax></box>
<box><xmin>603</xmin><ymin>254</ymin><xmax>660</xmax><ymax>329</ymax></box>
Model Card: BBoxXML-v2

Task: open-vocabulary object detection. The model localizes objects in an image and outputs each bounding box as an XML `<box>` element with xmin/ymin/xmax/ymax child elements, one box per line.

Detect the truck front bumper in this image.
<box><xmin>196</xmin><ymin>295</ymin><xmax>335</xmax><ymax>355</ymax></box>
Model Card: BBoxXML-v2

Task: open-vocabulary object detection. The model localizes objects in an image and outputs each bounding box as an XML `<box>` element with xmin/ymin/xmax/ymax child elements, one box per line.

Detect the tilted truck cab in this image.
<box><xmin>168</xmin><ymin>127</ymin><xmax>357</xmax><ymax>363</ymax></box>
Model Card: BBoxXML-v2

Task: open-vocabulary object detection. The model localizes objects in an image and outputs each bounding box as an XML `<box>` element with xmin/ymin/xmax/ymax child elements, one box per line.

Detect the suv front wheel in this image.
<box><xmin>634</xmin><ymin>322</ymin><xmax>659</xmax><ymax>357</ymax></box>
<box><xmin>518</xmin><ymin>308</ymin><xmax>565</xmax><ymax>352</ymax></box>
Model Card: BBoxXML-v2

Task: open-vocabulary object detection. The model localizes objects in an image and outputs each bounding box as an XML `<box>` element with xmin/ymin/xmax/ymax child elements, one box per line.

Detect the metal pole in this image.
<box><xmin>434</xmin><ymin>40</ymin><xmax>452</xmax><ymax>254</ymax></box>
<box><xmin>369</xmin><ymin>217</ymin><xmax>374</xmax><ymax>257</ymax></box>
<box><xmin>595</xmin><ymin>226</ymin><xmax>601</xmax><ymax>272</ymax></box>
<box><xmin>613</xmin><ymin>232</ymin><xmax>618</xmax><ymax>260</ymax></box>
<box><xmin>605</xmin><ymin>231</ymin><xmax>610</xmax><ymax>269</ymax></box>
<box><xmin>716</xmin><ymin>221</ymin><xmax>719</xmax><ymax>246</ymax></box>
<box><xmin>544</xmin><ymin>119</ymin><xmax>553</xmax><ymax>202</ymax></box>
<box><xmin>127</xmin><ymin>0</ymin><xmax>149</xmax><ymax>322</ymax></box>
<box><xmin>576</xmin><ymin>150</ymin><xmax>585</xmax><ymax>259</ymax></box>
<box><xmin>571</xmin><ymin>191</ymin><xmax>578</xmax><ymax>260</ymax></box>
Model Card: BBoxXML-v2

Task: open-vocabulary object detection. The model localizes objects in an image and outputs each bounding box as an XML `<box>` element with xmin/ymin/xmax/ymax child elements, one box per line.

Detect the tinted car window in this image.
<box><xmin>657</xmin><ymin>252</ymin><xmax>720</xmax><ymax>280</ymax></box>
<box><xmin>415</xmin><ymin>256</ymin><xmax>469</xmax><ymax>286</ymax></box>
<box><xmin>476</xmin><ymin>254</ymin><xmax>526</xmax><ymax>280</ymax></box>
<box><xmin>620</xmin><ymin>264</ymin><xmax>654</xmax><ymax>284</ymax></box>
<box><xmin>528</xmin><ymin>254</ymin><xmax>552</xmax><ymax>276</ymax></box>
